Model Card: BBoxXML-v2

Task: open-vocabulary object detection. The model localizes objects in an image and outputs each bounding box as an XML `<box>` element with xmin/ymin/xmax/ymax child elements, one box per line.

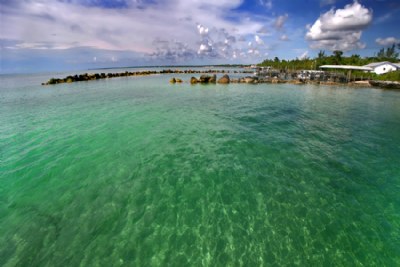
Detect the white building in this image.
<box><xmin>363</xmin><ymin>61</ymin><xmax>400</xmax><ymax>75</ymax></box>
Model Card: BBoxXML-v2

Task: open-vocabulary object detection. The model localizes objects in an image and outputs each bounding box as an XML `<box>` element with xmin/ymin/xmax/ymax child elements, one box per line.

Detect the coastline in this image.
<box><xmin>42</xmin><ymin>69</ymin><xmax>400</xmax><ymax>89</ymax></box>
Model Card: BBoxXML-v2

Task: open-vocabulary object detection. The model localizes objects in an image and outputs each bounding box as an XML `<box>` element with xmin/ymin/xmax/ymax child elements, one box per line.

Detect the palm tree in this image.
<box><xmin>318</xmin><ymin>50</ymin><xmax>325</xmax><ymax>59</ymax></box>
<box><xmin>317</xmin><ymin>50</ymin><xmax>326</xmax><ymax>67</ymax></box>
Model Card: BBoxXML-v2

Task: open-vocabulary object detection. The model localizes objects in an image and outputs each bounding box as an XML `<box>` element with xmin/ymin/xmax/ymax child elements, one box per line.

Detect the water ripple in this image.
<box><xmin>1</xmin><ymin>78</ymin><xmax>399</xmax><ymax>266</ymax></box>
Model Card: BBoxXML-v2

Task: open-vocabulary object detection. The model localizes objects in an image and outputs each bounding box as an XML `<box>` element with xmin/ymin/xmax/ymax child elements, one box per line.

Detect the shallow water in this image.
<box><xmin>1</xmin><ymin>71</ymin><xmax>399</xmax><ymax>266</ymax></box>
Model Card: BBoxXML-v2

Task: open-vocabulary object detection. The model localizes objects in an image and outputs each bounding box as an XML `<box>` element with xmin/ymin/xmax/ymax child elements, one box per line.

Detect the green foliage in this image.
<box><xmin>333</xmin><ymin>50</ymin><xmax>343</xmax><ymax>64</ymax></box>
<box><xmin>372</xmin><ymin>70</ymin><xmax>400</xmax><ymax>81</ymax></box>
<box><xmin>259</xmin><ymin>57</ymin><xmax>315</xmax><ymax>70</ymax></box>
<box><xmin>376</xmin><ymin>44</ymin><xmax>399</xmax><ymax>62</ymax></box>
<box><xmin>259</xmin><ymin>45</ymin><xmax>400</xmax><ymax>73</ymax></box>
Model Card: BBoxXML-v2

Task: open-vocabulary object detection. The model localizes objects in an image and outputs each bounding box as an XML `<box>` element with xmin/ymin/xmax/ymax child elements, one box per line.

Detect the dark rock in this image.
<box><xmin>209</xmin><ymin>74</ymin><xmax>217</xmax><ymax>83</ymax></box>
<box><xmin>218</xmin><ymin>74</ymin><xmax>230</xmax><ymax>84</ymax></box>
<box><xmin>47</xmin><ymin>78</ymin><xmax>58</xmax><ymax>84</ymax></box>
<box><xmin>190</xmin><ymin>77</ymin><xmax>198</xmax><ymax>84</ymax></box>
<box><xmin>244</xmin><ymin>77</ymin><xmax>255</xmax><ymax>83</ymax></box>
<box><xmin>199</xmin><ymin>74</ymin><xmax>212</xmax><ymax>83</ymax></box>
<box><xmin>369</xmin><ymin>80</ymin><xmax>400</xmax><ymax>89</ymax></box>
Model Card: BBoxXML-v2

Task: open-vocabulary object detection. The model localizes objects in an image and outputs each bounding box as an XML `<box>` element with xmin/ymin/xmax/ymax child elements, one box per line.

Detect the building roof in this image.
<box><xmin>319</xmin><ymin>65</ymin><xmax>373</xmax><ymax>71</ymax></box>
<box><xmin>363</xmin><ymin>61</ymin><xmax>400</xmax><ymax>69</ymax></box>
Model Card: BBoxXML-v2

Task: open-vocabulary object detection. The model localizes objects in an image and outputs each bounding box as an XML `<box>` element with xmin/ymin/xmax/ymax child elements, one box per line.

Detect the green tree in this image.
<box><xmin>377</xmin><ymin>48</ymin><xmax>385</xmax><ymax>58</ymax></box>
<box><xmin>386</xmin><ymin>44</ymin><xmax>399</xmax><ymax>59</ymax></box>
<box><xmin>347</xmin><ymin>54</ymin><xmax>361</xmax><ymax>65</ymax></box>
<box><xmin>376</xmin><ymin>44</ymin><xmax>399</xmax><ymax>62</ymax></box>
<box><xmin>318</xmin><ymin>50</ymin><xmax>325</xmax><ymax>59</ymax></box>
<box><xmin>333</xmin><ymin>50</ymin><xmax>343</xmax><ymax>64</ymax></box>
<box><xmin>316</xmin><ymin>50</ymin><xmax>326</xmax><ymax>67</ymax></box>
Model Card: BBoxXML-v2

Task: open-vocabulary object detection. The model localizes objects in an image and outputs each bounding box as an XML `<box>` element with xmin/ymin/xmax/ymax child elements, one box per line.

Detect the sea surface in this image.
<box><xmin>1</xmin><ymin>69</ymin><xmax>399</xmax><ymax>266</ymax></box>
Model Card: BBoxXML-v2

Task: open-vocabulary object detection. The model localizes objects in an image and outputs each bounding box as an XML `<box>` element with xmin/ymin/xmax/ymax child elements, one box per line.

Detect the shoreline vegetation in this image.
<box><xmin>42</xmin><ymin>46</ymin><xmax>400</xmax><ymax>89</ymax></box>
<box><xmin>42</xmin><ymin>68</ymin><xmax>400</xmax><ymax>89</ymax></box>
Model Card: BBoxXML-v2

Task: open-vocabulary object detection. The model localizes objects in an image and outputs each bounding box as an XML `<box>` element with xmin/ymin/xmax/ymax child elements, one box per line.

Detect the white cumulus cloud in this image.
<box><xmin>376</xmin><ymin>37</ymin><xmax>400</xmax><ymax>46</ymax></box>
<box><xmin>259</xmin><ymin>0</ymin><xmax>273</xmax><ymax>9</ymax></box>
<box><xmin>198</xmin><ymin>43</ymin><xmax>213</xmax><ymax>54</ymax></box>
<box><xmin>306</xmin><ymin>1</ymin><xmax>372</xmax><ymax>51</ymax></box>
<box><xmin>280</xmin><ymin>34</ymin><xmax>289</xmax><ymax>41</ymax></box>
<box><xmin>0</xmin><ymin>0</ymin><xmax>268</xmax><ymax>65</ymax></box>
<box><xmin>197</xmin><ymin>24</ymin><xmax>209</xmax><ymax>36</ymax></box>
<box><xmin>255</xmin><ymin>35</ymin><xmax>264</xmax><ymax>45</ymax></box>
<box><xmin>320</xmin><ymin>0</ymin><xmax>336</xmax><ymax>7</ymax></box>
<box><xmin>274</xmin><ymin>14</ymin><xmax>288</xmax><ymax>30</ymax></box>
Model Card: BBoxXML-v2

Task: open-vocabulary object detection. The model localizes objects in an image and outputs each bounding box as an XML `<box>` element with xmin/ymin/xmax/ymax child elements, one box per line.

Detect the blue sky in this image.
<box><xmin>0</xmin><ymin>0</ymin><xmax>399</xmax><ymax>73</ymax></box>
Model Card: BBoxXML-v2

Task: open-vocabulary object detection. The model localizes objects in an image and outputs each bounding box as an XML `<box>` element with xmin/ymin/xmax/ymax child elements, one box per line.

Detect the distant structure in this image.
<box><xmin>319</xmin><ymin>65</ymin><xmax>373</xmax><ymax>81</ymax></box>
<box><xmin>362</xmin><ymin>61</ymin><xmax>400</xmax><ymax>75</ymax></box>
<box><xmin>319</xmin><ymin>65</ymin><xmax>373</xmax><ymax>71</ymax></box>
<box><xmin>253</xmin><ymin>66</ymin><xmax>273</xmax><ymax>76</ymax></box>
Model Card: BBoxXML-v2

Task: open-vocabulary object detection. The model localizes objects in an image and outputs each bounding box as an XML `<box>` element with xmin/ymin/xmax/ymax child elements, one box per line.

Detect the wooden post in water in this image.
<box><xmin>347</xmin><ymin>69</ymin><xmax>352</xmax><ymax>82</ymax></box>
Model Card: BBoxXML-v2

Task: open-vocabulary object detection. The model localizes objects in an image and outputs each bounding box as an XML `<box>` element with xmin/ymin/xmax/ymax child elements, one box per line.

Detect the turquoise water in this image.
<box><xmin>1</xmin><ymin>71</ymin><xmax>400</xmax><ymax>266</ymax></box>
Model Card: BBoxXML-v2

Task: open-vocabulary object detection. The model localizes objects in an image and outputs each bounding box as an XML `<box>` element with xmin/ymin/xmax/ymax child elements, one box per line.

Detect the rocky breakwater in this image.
<box><xmin>369</xmin><ymin>80</ymin><xmax>400</xmax><ymax>89</ymax></box>
<box><xmin>217</xmin><ymin>74</ymin><xmax>230</xmax><ymax>84</ymax></box>
<box><xmin>42</xmin><ymin>71</ymin><xmax>157</xmax><ymax>85</ymax></box>
<box><xmin>182</xmin><ymin>74</ymin><xmax>290</xmax><ymax>85</ymax></box>
<box><xmin>188</xmin><ymin>75</ymin><xmax>263</xmax><ymax>85</ymax></box>
<box><xmin>189</xmin><ymin>74</ymin><xmax>217</xmax><ymax>84</ymax></box>
<box><xmin>231</xmin><ymin>76</ymin><xmax>287</xmax><ymax>84</ymax></box>
<box><xmin>42</xmin><ymin>69</ymin><xmax>242</xmax><ymax>85</ymax></box>
<box><xmin>169</xmin><ymin>78</ymin><xmax>183</xmax><ymax>83</ymax></box>
<box><xmin>232</xmin><ymin>76</ymin><xmax>259</xmax><ymax>84</ymax></box>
